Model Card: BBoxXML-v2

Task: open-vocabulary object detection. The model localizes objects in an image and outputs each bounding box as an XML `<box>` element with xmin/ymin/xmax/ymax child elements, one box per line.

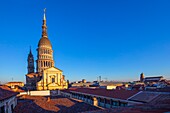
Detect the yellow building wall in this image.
<box><xmin>37</xmin><ymin>67</ymin><xmax>68</xmax><ymax>90</ymax></box>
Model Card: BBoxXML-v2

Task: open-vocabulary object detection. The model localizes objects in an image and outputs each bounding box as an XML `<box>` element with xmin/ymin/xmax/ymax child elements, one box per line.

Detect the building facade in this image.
<box><xmin>37</xmin><ymin>67</ymin><xmax>68</xmax><ymax>90</ymax></box>
<box><xmin>60</xmin><ymin>88</ymin><xmax>142</xmax><ymax>108</ymax></box>
<box><xmin>26</xmin><ymin>9</ymin><xmax>68</xmax><ymax>90</ymax></box>
<box><xmin>0</xmin><ymin>85</ymin><xmax>18</xmax><ymax>113</ymax></box>
<box><xmin>5</xmin><ymin>82</ymin><xmax>24</xmax><ymax>88</ymax></box>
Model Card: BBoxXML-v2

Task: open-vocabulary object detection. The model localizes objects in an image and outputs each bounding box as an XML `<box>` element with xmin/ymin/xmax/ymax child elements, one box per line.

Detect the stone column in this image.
<box><xmin>93</xmin><ymin>97</ymin><xmax>98</xmax><ymax>106</ymax></box>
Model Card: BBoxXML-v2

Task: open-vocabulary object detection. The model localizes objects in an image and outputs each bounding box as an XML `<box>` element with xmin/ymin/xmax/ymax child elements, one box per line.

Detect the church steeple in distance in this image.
<box><xmin>27</xmin><ymin>47</ymin><xmax>35</xmax><ymax>74</ymax></box>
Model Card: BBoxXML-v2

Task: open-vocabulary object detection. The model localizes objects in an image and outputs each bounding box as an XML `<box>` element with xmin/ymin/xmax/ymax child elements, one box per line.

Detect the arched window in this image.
<box><xmin>46</xmin><ymin>61</ymin><xmax>48</xmax><ymax>67</ymax></box>
<box><xmin>41</xmin><ymin>61</ymin><xmax>43</xmax><ymax>67</ymax></box>
<box><xmin>48</xmin><ymin>62</ymin><xmax>49</xmax><ymax>67</ymax></box>
<box><xmin>52</xmin><ymin>77</ymin><xmax>55</xmax><ymax>83</ymax></box>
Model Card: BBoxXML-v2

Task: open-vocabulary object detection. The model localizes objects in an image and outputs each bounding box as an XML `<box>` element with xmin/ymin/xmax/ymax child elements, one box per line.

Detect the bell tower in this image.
<box><xmin>140</xmin><ymin>72</ymin><xmax>144</xmax><ymax>82</ymax></box>
<box><xmin>27</xmin><ymin>47</ymin><xmax>35</xmax><ymax>74</ymax></box>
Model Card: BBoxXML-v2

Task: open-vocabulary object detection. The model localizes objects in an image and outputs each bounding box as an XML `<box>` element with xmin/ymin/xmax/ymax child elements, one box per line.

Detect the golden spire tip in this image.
<box><xmin>43</xmin><ymin>8</ymin><xmax>46</xmax><ymax>20</ymax></box>
<box><xmin>44</xmin><ymin>8</ymin><xmax>46</xmax><ymax>13</ymax></box>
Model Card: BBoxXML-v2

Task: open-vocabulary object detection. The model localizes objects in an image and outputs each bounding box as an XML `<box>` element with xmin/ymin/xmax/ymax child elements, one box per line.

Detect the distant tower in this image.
<box><xmin>27</xmin><ymin>47</ymin><xmax>35</xmax><ymax>74</ymax></box>
<box><xmin>140</xmin><ymin>73</ymin><xmax>144</xmax><ymax>82</ymax></box>
<box><xmin>99</xmin><ymin>76</ymin><xmax>101</xmax><ymax>82</ymax></box>
<box><xmin>36</xmin><ymin>9</ymin><xmax>54</xmax><ymax>73</ymax></box>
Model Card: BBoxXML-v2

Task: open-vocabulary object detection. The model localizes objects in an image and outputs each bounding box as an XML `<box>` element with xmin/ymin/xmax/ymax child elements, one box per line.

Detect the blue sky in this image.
<box><xmin>0</xmin><ymin>0</ymin><xmax>170</xmax><ymax>83</ymax></box>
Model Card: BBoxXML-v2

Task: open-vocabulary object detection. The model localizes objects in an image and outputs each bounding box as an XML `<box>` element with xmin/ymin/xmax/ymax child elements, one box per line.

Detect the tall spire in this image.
<box><xmin>42</xmin><ymin>8</ymin><xmax>48</xmax><ymax>38</ymax></box>
<box><xmin>43</xmin><ymin>8</ymin><xmax>46</xmax><ymax>20</ymax></box>
<box><xmin>29</xmin><ymin>46</ymin><xmax>32</xmax><ymax>54</ymax></box>
<box><xmin>27</xmin><ymin>46</ymin><xmax>34</xmax><ymax>74</ymax></box>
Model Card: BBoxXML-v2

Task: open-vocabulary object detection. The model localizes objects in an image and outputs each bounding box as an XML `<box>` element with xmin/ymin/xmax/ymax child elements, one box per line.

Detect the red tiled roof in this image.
<box><xmin>0</xmin><ymin>85</ymin><xmax>18</xmax><ymax>101</ymax></box>
<box><xmin>14</xmin><ymin>95</ymin><xmax>100</xmax><ymax>113</ymax></box>
<box><xmin>128</xmin><ymin>91</ymin><xmax>160</xmax><ymax>103</ymax></box>
<box><xmin>67</xmin><ymin>88</ymin><xmax>139</xmax><ymax>100</ymax></box>
<box><xmin>145</xmin><ymin>76</ymin><xmax>163</xmax><ymax>79</ymax></box>
<box><xmin>61</xmin><ymin>89</ymin><xmax>70</xmax><ymax>93</ymax></box>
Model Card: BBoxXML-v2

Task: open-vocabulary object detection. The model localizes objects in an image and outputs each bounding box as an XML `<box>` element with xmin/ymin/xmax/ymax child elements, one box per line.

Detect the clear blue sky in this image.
<box><xmin>0</xmin><ymin>0</ymin><xmax>170</xmax><ymax>83</ymax></box>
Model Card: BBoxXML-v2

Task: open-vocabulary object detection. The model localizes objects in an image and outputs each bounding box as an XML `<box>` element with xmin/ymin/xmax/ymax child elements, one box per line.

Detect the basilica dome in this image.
<box><xmin>38</xmin><ymin>37</ymin><xmax>52</xmax><ymax>48</ymax></box>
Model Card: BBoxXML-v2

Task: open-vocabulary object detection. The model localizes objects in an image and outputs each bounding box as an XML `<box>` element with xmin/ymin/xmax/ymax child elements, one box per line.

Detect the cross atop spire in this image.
<box><xmin>42</xmin><ymin>8</ymin><xmax>48</xmax><ymax>38</ymax></box>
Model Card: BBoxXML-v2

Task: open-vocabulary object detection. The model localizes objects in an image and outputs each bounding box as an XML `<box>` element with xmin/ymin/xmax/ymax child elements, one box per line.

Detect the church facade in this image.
<box><xmin>26</xmin><ymin>9</ymin><xmax>68</xmax><ymax>90</ymax></box>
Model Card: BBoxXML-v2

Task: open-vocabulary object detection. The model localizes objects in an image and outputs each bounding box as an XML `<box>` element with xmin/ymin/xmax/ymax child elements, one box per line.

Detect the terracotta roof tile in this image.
<box><xmin>128</xmin><ymin>91</ymin><xmax>160</xmax><ymax>103</ymax></box>
<box><xmin>14</xmin><ymin>95</ymin><xmax>100</xmax><ymax>113</ymax></box>
<box><xmin>67</xmin><ymin>88</ymin><xmax>139</xmax><ymax>100</ymax></box>
<box><xmin>0</xmin><ymin>85</ymin><xmax>18</xmax><ymax>101</ymax></box>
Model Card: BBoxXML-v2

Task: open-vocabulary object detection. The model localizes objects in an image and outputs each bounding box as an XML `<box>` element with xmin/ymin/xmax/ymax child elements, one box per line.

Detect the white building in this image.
<box><xmin>0</xmin><ymin>85</ymin><xmax>18</xmax><ymax>113</ymax></box>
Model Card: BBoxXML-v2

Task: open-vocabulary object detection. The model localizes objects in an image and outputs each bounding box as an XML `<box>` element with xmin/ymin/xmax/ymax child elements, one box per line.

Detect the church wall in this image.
<box><xmin>36</xmin><ymin>67</ymin><xmax>68</xmax><ymax>90</ymax></box>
